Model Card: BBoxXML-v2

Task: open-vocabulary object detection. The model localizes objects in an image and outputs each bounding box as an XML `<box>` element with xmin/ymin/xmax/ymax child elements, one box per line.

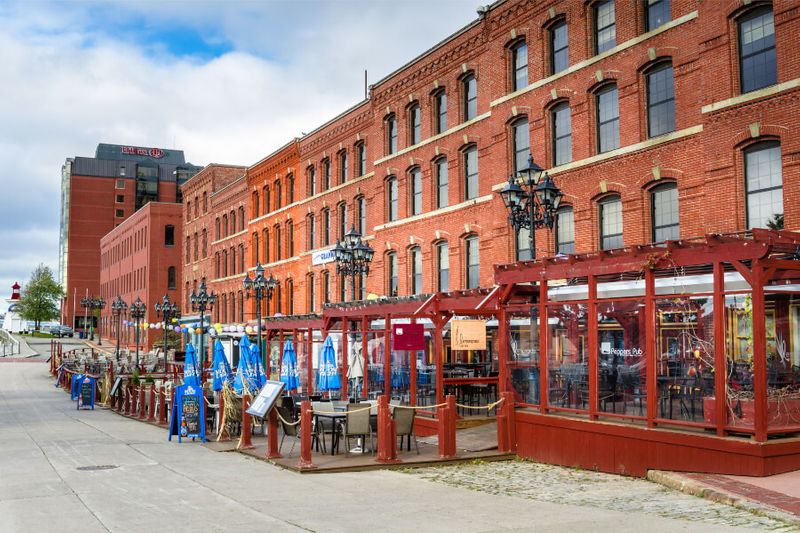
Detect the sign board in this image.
<box><xmin>168</xmin><ymin>384</ymin><xmax>206</xmax><ymax>443</ymax></box>
<box><xmin>55</xmin><ymin>365</ymin><xmax>64</xmax><ymax>388</ymax></box>
<box><xmin>77</xmin><ymin>376</ymin><xmax>95</xmax><ymax>410</ymax></box>
<box><xmin>311</xmin><ymin>249</ymin><xmax>335</xmax><ymax>266</ymax></box>
<box><xmin>451</xmin><ymin>320</ymin><xmax>487</xmax><ymax>350</ymax></box>
<box><xmin>110</xmin><ymin>377</ymin><xmax>122</xmax><ymax>398</ymax></box>
<box><xmin>71</xmin><ymin>374</ymin><xmax>85</xmax><ymax>400</ymax></box>
<box><xmin>392</xmin><ymin>323</ymin><xmax>425</xmax><ymax>351</ymax></box>
<box><xmin>246</xmin><ymin>380</ymin><xmax>285</xmax><ymax>418</ymax></box>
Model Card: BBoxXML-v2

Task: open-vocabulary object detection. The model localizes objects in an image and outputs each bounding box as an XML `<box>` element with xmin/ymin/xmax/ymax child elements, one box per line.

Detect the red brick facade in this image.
<box><xmin>99</xmin><ymin>202</ymin><xmax>183</xmax><ymax>350</ymax></box>
<box><xmin>228</xmin><ymin>0</ymin><xmax>800</xmax><ymax>321</ymax></box>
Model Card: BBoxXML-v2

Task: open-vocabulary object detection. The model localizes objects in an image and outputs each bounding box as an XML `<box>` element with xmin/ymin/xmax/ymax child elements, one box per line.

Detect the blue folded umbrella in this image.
<box><xmin>316</xmin><ymin>336</ymin><xmax>341</xmax><ymax>392</ymax></box>
<box><xmin>183</xmin><ymin>344</ymin><xmax>201</xmax><ymax>387</ymax></box>
<box><xmin>211</xmin><ymin>340</ymin><xmax>232</xmax><ymax>391</ymax></box>
<box><xmin>250</xmin><ymin>342</ymin><xmax>266</xmax><ymax>390</ymax></box>
<box><xmin>280</xmin><ymin>340</ymin><xmax>300</xmax><ymax>393</ymax></box>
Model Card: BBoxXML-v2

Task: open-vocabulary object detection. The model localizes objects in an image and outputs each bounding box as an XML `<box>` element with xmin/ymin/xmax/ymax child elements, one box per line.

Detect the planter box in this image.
<box><xmin>703</xmin><ymin>397</ymin><xmax>800</xmax><ymax>433</ymax></box>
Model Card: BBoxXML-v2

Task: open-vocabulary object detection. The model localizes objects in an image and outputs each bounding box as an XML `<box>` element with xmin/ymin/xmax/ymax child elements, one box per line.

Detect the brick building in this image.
<box><xmin>99</xmin><ymin>202</ymin><xmax>183</xmax><ymax>350</ymax></box>
<box><xmin>59</xmin><ymin>143</ymin><xmax>200</xmax><ymax>331</ymax></box>
<box><xmin>234</xmin><ymin>0</ymin><xmax>798</xmax><ymax>321</ymax></box>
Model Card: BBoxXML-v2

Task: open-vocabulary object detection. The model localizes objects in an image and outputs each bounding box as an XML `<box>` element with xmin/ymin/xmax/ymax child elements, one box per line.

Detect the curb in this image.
<box><xmin>647</xmin><ymin>470</ymin><xmax>800</xmax><ymax>527</ymax></box>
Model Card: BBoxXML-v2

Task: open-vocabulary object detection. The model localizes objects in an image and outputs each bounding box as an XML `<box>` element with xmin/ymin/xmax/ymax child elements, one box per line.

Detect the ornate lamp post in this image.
<box><xmin>80</xmin><ymin>296</ymin><xmax>106</xmax><ymax>343</ymax></box>
<box><xmin>243</xmin><ymin>263</ymin><xmax>276</xmax><ymax>370</ymax></box>
<box><xmin>94</xmin><ymin>297</ymin><xmax>106</xmax><ymax>345</ymax></box>
<box><xmin>80</xmin><ymin>296</ymin><xmax>91</xmax><ymax>340</ymax></box>
<box><xmin>190</xmin><ymin>280</ymin><xmax>216</xmax><ymax>382</ymax></box>
<box><xmin>499</xmin><ymin>155</ymin><xmax>564</xmax><ymax>260</ymax></box>
<box><xmin>129</xmin><ymin>297</ymin><xmax>147</xmax><ymax>369</ymax></box>
<box><xmin>155</xmin><ymin>294</ymin><xmax>180</xmax><ymax>374</ymax></box>
<box><xmin>110</xmin><ymin>296</ymin><xmax>128</xmax><ymax>362</ymax></box>
<box><xmin>333</xmin><ymin>225</ymin><xmax>375</xmax><ymax>302</ymax></box>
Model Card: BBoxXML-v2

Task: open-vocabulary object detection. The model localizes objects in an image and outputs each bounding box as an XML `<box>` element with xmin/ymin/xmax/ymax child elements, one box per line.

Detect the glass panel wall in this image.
<box><xmin>509</xmin><ymin>308</ymin><xmax>540</xmax><ymax>405</ymax></box>
<box><xmin>547</xmin><ymin>303</ymin><xmax>588</xmax><ymax>411</ymax></box>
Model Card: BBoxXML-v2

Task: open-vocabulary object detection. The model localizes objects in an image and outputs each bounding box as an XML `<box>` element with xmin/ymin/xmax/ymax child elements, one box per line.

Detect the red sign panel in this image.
<box><xmin>121</xmin><ymin>146</ymin><xmax>165</xmax><ymax>158</ymax></box>
<box><xmin>392</xmin><ymin>323</ymin><xmax>425</xmax><ymax>351</ymax></box>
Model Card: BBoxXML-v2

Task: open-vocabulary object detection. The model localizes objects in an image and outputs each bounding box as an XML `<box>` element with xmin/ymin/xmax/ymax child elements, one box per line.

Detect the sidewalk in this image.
<box><xmin>648</xmin><ymin>469</ymin><xmax>800</xmax><ymax>525</ymax></box>
<box><xmin>4</xmin><ymin>334</ymin><xmax>39</xmax><ymax>358</ymax></box>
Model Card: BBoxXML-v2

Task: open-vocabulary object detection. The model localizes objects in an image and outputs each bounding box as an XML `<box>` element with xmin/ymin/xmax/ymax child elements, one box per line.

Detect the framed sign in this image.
<box><xmin>77</xmin><ymin>376</ymin><xmax>95</xmax><ymax>410</ymax></box>
<box><xmin>71</xmin><ymin>374</ymin><xmax>85</xmax><ymax>400</ymax></box>
<box><xmin>246</xmin><ymin>380</ymin><xmax>285</xmax><ymax>418</ymax></box>
<box><xmin>169</xmin><ymin>384</ymin><xmax>206</xmax><ymax>443</ymax></box>
<box><xmin>393</xmin><ymin>323</ymin><xmax>425</xmax><ymax>351</ymax></box>
<box><xmin>451</xmin><ymin>320</ymin><xmax>487</xmax><ymax>350</ymax></box>
<box><xmin>110</xmin><ymin>377</ymin><xmax>122</xmax><ymax>398</ymax></box>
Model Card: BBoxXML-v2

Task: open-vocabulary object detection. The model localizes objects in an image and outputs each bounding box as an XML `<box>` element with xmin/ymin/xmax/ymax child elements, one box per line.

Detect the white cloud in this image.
<box><xmin>0</xmin><ymin>0</ymin><xmax>477</xmax><ymax>304</ymax></box>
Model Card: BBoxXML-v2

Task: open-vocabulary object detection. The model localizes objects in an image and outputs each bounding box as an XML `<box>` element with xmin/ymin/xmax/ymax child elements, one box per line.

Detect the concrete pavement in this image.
<box><xmin>0</xmin><ymin>362</ymin><xmax>788</xmax><ymax>533</ymax></box>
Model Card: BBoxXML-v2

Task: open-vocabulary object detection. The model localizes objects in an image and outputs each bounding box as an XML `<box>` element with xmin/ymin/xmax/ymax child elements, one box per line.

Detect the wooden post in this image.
<box><xmin>147</xmin><ymin>383</ymin><xmax>156</xmax><ymax>422</ymax></box>
<box><xmin>376</xmin><ymin>395</ymin><xmax>399</xmax><ymax>463</ymax></box>
<box><xmin>342</xmin><ymin>319</ymin><xmax>349</xmax><ymax>401</ymax></box>
<box><xmin>384</xmin><ymin>315</ymin><xmax>392</xmax><ymax>397</ymax></box>
<box><xmin>434</xmin><ymin>316</ymin><xmax>445</xmax><ymax>405</ymax></box>
<box><xmin>713</xmin><ymin>262</ymin><xmax>727</xmax><ymax>436</ymax></box>
<box><xmin>238</xmin><ymin>394</ymin><xmax>254</xmax><ymax>450</ymax></box>
<box><xmin>297</xmin><ymin>400</ymin><xmax>315</xmax><ymax>470</ymax></box>
<box><xmin>645</xmin><ymin>268</ymin><xmax>657</xmax><ymax>428</ymax></box>
<box><xmin>138</xmin><ymin>385</ymin><xmax>147</xmax><ymax>420</ymax></box>
<box><xmin>306</xmin><ymin>328</ymin><xmax>314</xmax><ymax>396</ymax></box>
<box><xmin>752</xmin><ymin>261</ymin><xmax>768</xmax><ymax>442</ymax></box>
<box><xmin>539</xmin><ymin>280</ymin><xmax>549</xmax><ymax>410</ymax></box>
<box><xmin>438</xmin><ymin>394</ymin><xmax>457</xmax><ymax>459</ymax></box>
<box><xmin>266</xmin><ymin>409</ymin><xmax>281</xmax><ymax>459</ymax></box>
<box><xmin>497</xmin><ymin>308</ymin><xmax>509</xmax><ymax>394</ymax></box>
<box><xmin>588</xmin><ymin>274</ymin><xmax>598</xmax><ymax>420</ymax></box>
<box><xmin>361</xmin><ymin>317</ymin><xmax>369</xmax><ymax>399</ymax></box>
<box><xmin>495</xmin><ymin>391</ymin><xmax>516</xmax><ymax>452</ymax></box>
<box><xmin>158</xmin><ymin>386</ymin><xmax>168</xmax><ymax>425</ymax></box>
<box><xmin>410</xmin><ymin>318</ymin><xmax>417</xmax><ymax>406</ymax></box>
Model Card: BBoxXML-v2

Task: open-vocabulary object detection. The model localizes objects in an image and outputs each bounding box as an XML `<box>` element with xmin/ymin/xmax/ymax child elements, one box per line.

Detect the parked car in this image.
<box><xmin>50</xmin><ymin>325</ymin><xmax>74</xmax><ymax>338</ymax></box>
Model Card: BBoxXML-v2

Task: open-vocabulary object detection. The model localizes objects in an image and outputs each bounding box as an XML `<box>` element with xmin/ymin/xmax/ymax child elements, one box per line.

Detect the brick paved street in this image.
<box><xmin>407</xmin><ymin>460</ymin><xmax>800</xmax><ymax>531</ymax></box>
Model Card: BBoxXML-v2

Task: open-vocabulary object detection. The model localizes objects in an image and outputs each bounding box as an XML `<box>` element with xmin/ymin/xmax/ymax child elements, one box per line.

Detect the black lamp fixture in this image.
<box><xmin>190</xmin><ymin>279</ymin><xmax>217</xmax><ymax>380</ymax></box>
<box><xmin>155</xmin><ymin>294</ymin><xmax>180</xmax><ymax>374</ymax></box>
<box><xmin>110</xmin><ymin>296</ymin><xmax>127</xmax><ymax>362</ymax></box>
<box><xmin>333</xmin><ymin>225</ymin><xmax>375</xmax><ymax>302</ymax></box>
<box><xmin>129</xmin><ymin>297</ymin><xmax>147</xmax><ymax>369</ymax></box>
<box><xmin>499</xmin><ymin>154</ymin><xmax>563</xmax><ymax>260</ymax></box>
<box><xmin>243</xmin><ymin>263</ymin><xmax>277</xmax><ymax>369</ymax></box>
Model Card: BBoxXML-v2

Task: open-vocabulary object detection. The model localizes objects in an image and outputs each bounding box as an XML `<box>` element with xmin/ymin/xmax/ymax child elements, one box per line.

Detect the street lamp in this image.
<box><xmin>80</xmin><ymin>296</ymin><xmax>106</xmax><ymax>344</ymax></box>
<box><xmin>190</xmin><ymin>280</ymin><xmax>216</xmax><ymax>382</ymax></box>
<box><xmin>243</xmin><ymin>263</ymin><xmax>277</xmax><ymax>370</ymax></box>
<box><xmin>110</xmin><ymin>296</ymin><xmax>128</xmax><ymax>362</ymax></box>
<box><xmin>333</xmin><ymin>225</ymin><xmax>375</xmax><ymax>302</ymax></box>
<box><xmin>499</xmin><ymin>154</ymin><xmax>564</xmax><ymax>260</ymax></box>
<box><xmin>155</xmin><ymin>294</ymin><xmax>180</xmax><ymax>374</ymax></box>
<box><xmin>129</xmin><ymin>297</ymin><xmax>147</xmax><ymax>369</ymax></box>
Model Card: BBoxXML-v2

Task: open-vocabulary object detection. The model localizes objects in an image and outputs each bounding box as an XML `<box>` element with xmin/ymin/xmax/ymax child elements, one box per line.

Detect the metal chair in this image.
<box><xmin>343</xmin><ymin>402</ymin><xmax>374</xmax><ymax>455</ymax></box>
<box><xmin>393</xmin><ymin>406</ymin><xmax>419</xmax><ymax>453</ymax></box>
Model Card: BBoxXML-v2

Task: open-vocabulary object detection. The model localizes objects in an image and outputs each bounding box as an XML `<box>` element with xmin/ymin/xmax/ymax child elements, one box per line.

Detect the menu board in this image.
<box><xmin>168</xmin><ymin>384</ymin><xmax>206</xmax><ymax>443</ymax></box>
<box><xmin>77</xmin><ymin>377</ymin><xmax>95</xmax><ymax>410</ymax></box>
<box><xmin>181</xmin><ymin>394</ymin><xmax>201</xmax><ymax>436</ymax></box>
<box><xmin>246</xmin><ymin>380</ymin><xmax>285</xmax><ymax>418</ymax></box>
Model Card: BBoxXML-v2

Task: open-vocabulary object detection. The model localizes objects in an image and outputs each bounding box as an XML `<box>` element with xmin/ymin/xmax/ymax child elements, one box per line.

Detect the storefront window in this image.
<box><xmin>547</xmin><ymin>303</ymin><xmax>588</xmax><ymax>411</ymax></box>
<box><xmin>597</xmin><ymin>300</ymin><xmax>646</xmax><ymax>416</ymax></box>
<box><xmin>509</xmin><ymin>309</ymin><xmax>540</xmax><ymax>405</ymax></box>
<box><xmin>655</xmin><ymin>296</ymin><xmax>715</xmax><ymax>426</ymax></box>
<box><xmin>367</xmin><ymin>331</ymin><xmax>386</xmax><ymax>399</ymax></box>
<box><xmin>762</xmin><ymin>291</ymin><xmax>800</xmax><ymax>433</ymax></box>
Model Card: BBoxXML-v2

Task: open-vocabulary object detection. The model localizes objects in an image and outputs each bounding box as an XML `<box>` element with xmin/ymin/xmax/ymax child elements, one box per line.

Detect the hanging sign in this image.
<box><xmin>77</xmin><ymin>376</ymin><xmax>95</xmax><ymax>410</ymax></box>
<box><xmin>392</xmin><ymin>323</ymin><xmax>425</xmax><ymax>351</ymax></box>
<box><xmin>168</xmin><ymin>384</ymin><xmax>206</xmax><ymax>443</ymax></box>
<box><xmin>451</xmin><ymin>320</ymin><xmax>487</xmax><ymax>350</ymax></box>
<box><xmin>312</xmin><ymin>249</ymin><xmax>335</xmax><ymax>266</ymax></box>
<box><xmin>246</xmin><ymin>380</ymin><xmax>285</xmax><ymax>418</ymax></box>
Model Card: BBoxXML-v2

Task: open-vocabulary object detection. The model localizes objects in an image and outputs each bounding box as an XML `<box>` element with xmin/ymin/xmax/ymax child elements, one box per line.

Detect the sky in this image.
<box><xmin>0</xmin><ymin>0</ymin><xmax>479</xmax><ymax>312</ymax></box>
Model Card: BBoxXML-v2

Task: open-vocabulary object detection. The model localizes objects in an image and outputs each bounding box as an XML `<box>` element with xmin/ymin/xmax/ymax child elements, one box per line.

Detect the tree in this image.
<box><xmin>17</xmin><ymin>264</ymin><xmax>63</xmax><ymax>331</ymax></box>
<box><xmin>766</xmin><ymin>213</ymin><xmax>784</xmax><ymax>231</ymax></box>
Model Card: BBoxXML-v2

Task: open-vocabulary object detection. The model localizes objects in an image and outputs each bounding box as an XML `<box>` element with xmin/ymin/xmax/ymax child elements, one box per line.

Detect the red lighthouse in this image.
<box><xmin>10</xmin><ymin>282</ymin><xmax>20</xmax><ymax>300</ymax></box>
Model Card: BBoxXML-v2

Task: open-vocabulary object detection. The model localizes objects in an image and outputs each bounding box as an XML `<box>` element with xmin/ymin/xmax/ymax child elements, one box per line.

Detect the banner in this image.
<box><xmin>451</xmin><ymin>320</ymin><xmax>487</xmax><ymax>350</ymax></box>
<box><xmin>392</xmin><ymin>323</ymin><xmax>425</xmax><ymax>351</ymax></box>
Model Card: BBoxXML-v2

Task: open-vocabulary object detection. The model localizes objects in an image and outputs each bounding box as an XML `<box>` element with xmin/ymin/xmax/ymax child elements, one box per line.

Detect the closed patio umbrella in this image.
<box><xmin>211</xmin><ymin>340</ymin><xmax>232</xmax><ymax>391</ymax></box>
<box><xmin>249</xmin><ymin>341</ymin><xmax>266</xmax><ymax>390</ymax></box>
<box><xmin>280</xmin><ymin>340</ymin><xmax>300</xmax><ymax>393</ymax></box>
<box><xmin>183</xmin><ymin>344</ymin><xmax>201</xmax><ymax>387</ymax></box>
<box><xmin>316</xmin><ymin>336</ymin><xmax>341</xmax><ymax>392</ymax></box>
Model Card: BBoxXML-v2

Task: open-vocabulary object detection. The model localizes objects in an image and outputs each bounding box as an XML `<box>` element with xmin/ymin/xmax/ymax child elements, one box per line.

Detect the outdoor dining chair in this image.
<box><xmin>392</xmin><ymin>406</ymin><xmax>419</xmax><ymax>454</ymax></box>
<box><xmin>311</xmin><ymin>401</ymin><xmax>337</xmax><ymax>454</ymax></box>
<box><xmin>343</xmin><ymin>402</ymin><xmax>374</xmax><ymax>455</ymax></box>
<box><xmin>276</xmin><ymin>405</ymin><xmax>300</xmax><ymax>457</ymax></box>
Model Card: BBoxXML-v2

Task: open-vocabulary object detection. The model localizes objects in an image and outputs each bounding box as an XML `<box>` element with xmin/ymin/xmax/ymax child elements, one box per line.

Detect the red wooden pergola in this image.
<box><xmin>493</xmin><ymin>229</ymin><xmax>800</xmax><ymax>475</ymax></box>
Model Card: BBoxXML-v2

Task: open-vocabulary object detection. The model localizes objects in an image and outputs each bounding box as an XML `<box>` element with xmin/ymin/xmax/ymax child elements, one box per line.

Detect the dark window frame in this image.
<box><xmin>510</xmin><ymin>39</ymin><xmax>528</xmax><ymax>91</ymax></box>
<box><xmin>737</xmin><ymin>5</ymin><xmax>777</xmax><ymax>94</ymax></box>
<box><xmin>646</xmin><ymin>62</ymin><xmax>676</xmax><ymax>138</ymax></box>
<box><xmin>598</xmin><ymin>194</ymin><xmax>623</xmax><ymax>250</ymax></box>
<box><xmin>550</xmin><ymin>18</ymin><xmax>569</xmax><ymax>74</ymax></box>
<box><xmin>462</xmin><ymin>73</ymin><xmax>477</xmax><ymax>121</ymax></box>
<box><xmin>463</xmin><ymin>145</ymin><xmax>479</xmax><ymax>201</ymax></box>
<box><xmin>551</xmin><ymin>101</ymin><xmax>572</xmax><ymax>165</ymax></box>
<box><xmin>409</xmin><ymin>167</ymin><xmax>423</xmax><ymax>216</ymax></box>
<box><xmin>650</xmin><ymin>182</ymin><xmax>680</xmax><ymax>242</ymax></box>
<box><xmin>594</xmin><ymin>0</ymin><xmax>616</xmax><ymax>55</ymax></box>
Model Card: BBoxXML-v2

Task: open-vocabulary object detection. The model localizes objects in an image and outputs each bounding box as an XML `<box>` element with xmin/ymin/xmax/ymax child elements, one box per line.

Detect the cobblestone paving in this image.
<box><xmin>406</xmin><ymin>460</ymin><xmax>799</xmax><ymax>531</ymax></box>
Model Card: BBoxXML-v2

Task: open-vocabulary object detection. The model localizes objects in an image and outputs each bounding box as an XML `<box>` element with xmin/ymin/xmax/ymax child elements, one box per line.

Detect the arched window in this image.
<box><xmin>434</xmin><ymin>89</ymin><xmax>447</xmax><ymax>134</ymax></box>
<box><xmin>338</xmin><ymin>203</ymin><xmax>347</xmax><ymax>240</ymax></box>
<box><xmin>275</xmin><ymin>224</ymin><xmax>282</xmax><ymax>260</ymax></box>
<box><xmin>307</xmin><ymin>274</ymin><xmax>316</xmax><ymax>313</ymax></box>
<box><xmin>386</xmin><ymin>114</ymin><xmax>397</xmax><ymax>155</ymax></box>
<box><xmin>238</xmin><ymin>206</ymin><xmax>245</xmax><ymax>231</ymax></box>
<box><xmin>550</xmin><ymin>18</ymin><xmax>568</xmax><ymax>74</ymax></box>
<box><xmin>322</xmin><ymin>158</ymin><xmax>331</xmax><ymax>191</ymax></box>
<box><xmin>745</xmin><ymin>141</ymin><xmax>783</xmax><ymax>229</ymax></box>
<box><xmin>230</xmin><ymin>246</ymin><xmax>236</xmax><ymax>274</ymax></box>
<box><xmin>463</xmin><ymin>145</ymin><xmax>479</xmax><ymax>200</ymax></box>
<box><xmin>356</xmin><ymin>142</ymin><xmax>367</xmax><ymax>177</ymax></box>
<box><xmin>462</xmin><ymin>74</ymin><xmax>477</xmax><ymax>121</ymax></box>
<box><xmin>202</xmin><ymin>229</ymin><xmax>207</xmax><ymax>258</ymax></box>
<box><xmin>222</xmin><ymin>250</ymin><xmax>228</xmax><ymax>277</ymax></box>
<box><xmin>252</xmin><ymin>191</ymin><xmax>259</xmax><ymax>217</ymax></box>
<box><xmin>238</xmin><ymin>243</ymin><xmax>245</xmax><ymax>272</ymax></box>
<box><xmin>202</xmin><ymin>191</ymin><xmax>208</xmax><ymax>213</ymax></box>
<box><xmin>338</xmin><ymin>151</ymin><xmax>348</xmax><ymax>184</ymax></box>
<box><xmin>215</xmin><ymin>217</ymin><xmax>221</xmax><ymax>239</ymax></box>
<box><xmin>410</xmin><ymin>246</ymin><xmax>422</xmax><ymax>295</ymax></box>
<box><xmin>322</xmin><ymin>208</ymin><xmax>331</xmax><ymax>246</ymax></box>
<box><xmin>465</xmin><ymin>235</ymin><xmax>480</xmax><ymax>289</ymax></box>
<box><xmin>651</xmin><ymin>183</ymin><xmax>679</xmax><ymax>242</ymax></box>
<box><xmin>435</xmin><ymin>157</ymin><xmax>448</xmax><ymax>209</ymax></box>
<box><xmin>356</xmin><ymin>195</ymin><xmax>367</xmax><ymax>235</ymax></box>
<box><xmin>215</xmin><ymin>253</ymin><xmax>220</xmax><ymax>278</ymax></box>
<box><xmin>387</xmin><ymin>252</ymin><xmax>398</xmax><ymax>296</ymax></box>
<box><xmin>307</xmin><ymin>166</ymin><xmax>316</xmax><ymax>196</ymax></box>
<box><xmin>307</xmin><ymin>214</ymin><xmax>316</xmax><ymax>250</ymax></box>
<box><xmin>646</xmin><ymin>62</ymin><xmax>676</xmax><ymax>138</ymax></box>
<box><xmin>287</xmin><ymin>220</ymin><xmax>294</xmax><ymax>257</ymax></box>
<box><xmin>436</xmin><ymin>241</ymin><xmax>449</xmax><ymax>292</ymax></box>
<box><xmin>596</xmin><ymin>84</ymin><xmax>620</xmax><ymax>153</ymax></box>
<box><xmin>598</xmin><ymin>195</ymin><xmax>623</xmax><ymax>249</ymax></box>
<box><xmin>594</xmin><ymin>0</ymin><xmax>616</xmax><ymax>54</ymax></box>
<box><xmin>222</xmin><ymin>215</ymin><xmax>228</xmax><ymax>237</ymax></box>
<box><xmin>510</xmin><ymin>40</ymin><xmax>528</xmax><ymax>91</ymax></box>
<box><xmin>262</xmin><ymin>228</ymin><xmax>270</xmax><ymax>263</ymax></box>
<box><xmin>230</xmin><ymin>210</ymin><xmax>236</xmax><ymax>234</ymax></box>
<box><xmin>556</xmin><ymin>206</ymin><xmax>575</xmax><ymax>254</ymax></box>
<box><xmin>408</xmin><ymin>103</ymin><xmax>421</xmax><ymax>145</ymax></box>
<box><xmin>252</xmin><ymin>232</ymin><xmax>259</xmax><ymax>264</ymax></box>
<box><xmin>322</xmin><ymin>271</ymin><xmax>330</xmax><ymax>304</ymax></box>
<box><xmin>409</xmin><ymin>167</ymin><xmax>422</xmax><ymax>216</ymax></box>
<box><xmin>167</xmin><ymin>266</ymin><xmax>176</xmax><ymax>290</ymax></box>
<box><xmin>287</xmin><ymin>173</ymin><xmax>294</xmax><ymax>203</ymax></box>
<box><xmin>275</xmin><ymin>180</ymin><xmax>282</xmax><ymax>208</ymax></box>
<box><xmin>738</xmin><ymin>6</ymin><xmax>776</xmax><ymax>94</ymax></box>
<box><xmin>386</xmin><ymin>177</ymin><xmax>398</xmax><ymax>222</ymax></box>
<box><xmin>286</xmin><ymin>279</ymin><xmax>294</xmax><ymax>315</ymax></box>
<box><xmin>263</xmin><ymin>185</ymin><xmax>270</xmax><ymax>215</ymax></box>
<box><xmin>238</xmin><ymin>290</ymin><xmax>244</xmax><ymax>322</ymax></box>
<box><xmin>511</xmin><ymin>118</ymin><xmax>530</xmax><ymax>174</ymax></box>
<box><xmin>549</xmin><ymin>102</ymin><xmax>572</xmax><ymax>166</ymax></box>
